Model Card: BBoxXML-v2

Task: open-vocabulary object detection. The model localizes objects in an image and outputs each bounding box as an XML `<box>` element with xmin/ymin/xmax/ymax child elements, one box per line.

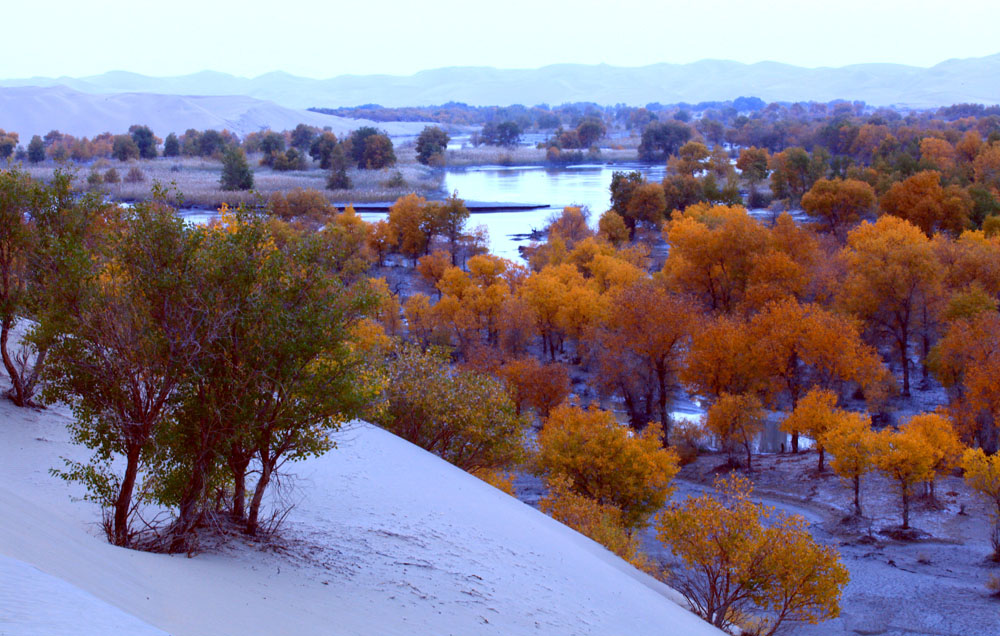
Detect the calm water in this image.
<box><xmin>356</xmin><ymin>162</ymin><xmax>669</xmax><ymax>260</ymax></box>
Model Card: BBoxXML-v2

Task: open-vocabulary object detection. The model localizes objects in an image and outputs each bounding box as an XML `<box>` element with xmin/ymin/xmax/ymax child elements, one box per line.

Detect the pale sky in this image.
<box><xmin>5</xmin><ymin>0</ymin><xmax>1000</xmax><ymax>79</ymax></box>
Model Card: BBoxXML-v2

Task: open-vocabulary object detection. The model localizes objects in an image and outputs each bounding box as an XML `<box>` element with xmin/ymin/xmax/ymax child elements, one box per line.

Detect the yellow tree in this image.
<box><xmin>820</xmin><ymin>412</ymin><xmax>877</xmax><ymax>516</ymax></box>
<box><xmin>416</xmin><ymin>250</ymin><xmax>452</xmax><ymax>294</ymax></box>
<box><xmin>497</xmin><ymin>356</ymin><xmax>570</xmax><ymax>418</ymax></box>
<box><xmin>781</xmin><ymin>388</ymin><xmax>840</xmax><ymax>471</ymax></box>
<box><xmin>367</xmin><ymin>219</ymin><xmax>397</xmax><ymax>267</ymax></box>
<box><xmin>597</xmin><ymin>209</ymin><xmax>629</xmax><ymax>247</ymax></box>
<box><xmin>839</xmin><ymin>215</ymin><xmax>942</xmax><ymax>396</ymax></box>
<box><xmin>657</xmin><ymin>474</ymin><xmax>849</xmax><ymax>635</ymax></box>
<box><xmin>874</xmin><ymin>426</ymin><xmax>937</xmax><ymax>529</ymax></box>
<box><xmin>961</xmin><ymin>448</ymin><xmax>1000</xmax><ymax>559</ymax></box>
<box><xmin>536</xmin><ymin>403</ymin><xmax>679</xmax><ymax>531</ymax></box>
<box><xmin>387</xmin><ymin>193</ymin><xmax>429</xmax><ymax>263</ymax></box>
<box><xmin>705</xmin><ymin>393</ymin><xmax>766</xmax><ymax>471</ymax></box>
<box><xmin>800</xmin><ymin>178</ymin><xmax>876</xmax><ymax>241</ymax></box>
<box><xmin>903</xmin><ymin>412</ymin><xmax>964</xmax><ymax>499</ymax></box>
<box><xmin>928</xmin><ymin>311</ymin><xmax>1000</xmax><ymax>450</ymax></box>
<box><xmin>682</xmin><ymin>314</ymin><xmax>765</xmax><ymax>401</ymax></box>
<box><xmin>539</xmin><ymin>476</ymin><xmax>651</xmax><ymax>572</ymax></box>
<box><xmin>661</xmin><ymin>204</ymin><xmax>772</xmax><ymax>313</ymax></box>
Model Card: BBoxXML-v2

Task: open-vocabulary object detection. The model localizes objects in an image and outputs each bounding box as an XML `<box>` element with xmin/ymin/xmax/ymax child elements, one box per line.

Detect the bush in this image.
<box><xmin>124</xmin><ymin>166</ymin><xmax>145</xmax><ymax>183</ymax></box>
<box><xmin>86</xmin><ymin>170</ymin><xmax>103</xmax><ymax>189</ymax></box>
<box><xmin>103</xmin><ymin>167</ymin><xmax>120</xmax><ymax>184</ymax></box>
<box><xmin>536</xmin><ymin>403</ymin><xmax>679</xmax><ymax>530</ymax></box>
<box><xmin>368</xmin><ymin>344</ymin><xmax>527</xmax><ymax>473</ymax></box>
<box><xmin>382</xmin><ymin>170</ymin><xmax>406</xmax><ymax>188</ymax></box>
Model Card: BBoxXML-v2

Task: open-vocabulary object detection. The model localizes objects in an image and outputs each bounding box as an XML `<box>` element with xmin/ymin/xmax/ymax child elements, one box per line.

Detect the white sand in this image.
<box><xmin>0</xmin><ymin>385</ymin><xmax>720</xmax><ymax>635</ymax></box>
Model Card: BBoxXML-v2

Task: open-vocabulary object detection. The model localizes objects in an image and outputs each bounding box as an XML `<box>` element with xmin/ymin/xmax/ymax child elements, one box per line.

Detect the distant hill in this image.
<box><xmin>0</xmin><ymin>85</ymin><xmax>429</xmax><ymax>140</ymax></box>
<box><xmin>2</xmin><ymin>55</ymin><xmax>1000</xmax><ymax>109</ymax></box>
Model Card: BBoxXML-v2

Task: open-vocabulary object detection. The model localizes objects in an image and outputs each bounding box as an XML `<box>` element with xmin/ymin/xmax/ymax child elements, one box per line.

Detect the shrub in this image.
<box><xmin>657</xmin><ymin>475</ymin><xmax>849</xmax><ymax>635</ymax></box>
<box><xmin>124</xmin><ymin>166</ymin><xmax>145</xmax><ymax>183</ymax></box>
<box><xmin>103</xmin><ymin>167</ymin><xmax>120</xmax><ymax>184</ymax></box>
<box><xmin>536</xmin><ymin>403</ymin><xmax>679</xmax><ymax>531</ymax></box>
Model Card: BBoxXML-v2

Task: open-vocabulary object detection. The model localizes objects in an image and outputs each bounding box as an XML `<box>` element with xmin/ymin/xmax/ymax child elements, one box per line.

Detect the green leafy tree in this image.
<box><xmin>163</xmin><ymin>133</ymin><xmax>180</xmax><ymax>157</ymax></box>
<box><xmin>638</xmin><ymin>120</ymin><xmax>691</xmax><ymax>161</ymax></box>
<box><xmin>164</xmin><ymin>211</ymin><xmax>377</xmax><ymax>543</ymax></box>
<box><xmin>309</xmin><ymin>131</ymin><xmax>339</xmax><ymax>169</ymax></box>
<box><xmin>220</xmin><ymin>147</ymin><xmax>254</xmax><ymax>191</ymax></box>
<box><xmin>416</xmin><ymin>126</ymin><xmax>450</xmax><ymax>165</ymax></box>
<box><xmin>44</xmin><ymin>201</ymin><xmax>205</xmax><ymax>547</ymax></box>
<box><xmin>290</xmin><ymin>123</ymin><xmax>318</xmax><ymax>151</ymax></box>
<box><xmin>0</xmin><ymin>170</ymin><xmax>98</xmax><ymax>407</ymax></box>
<box><xmin>112</xmin><ymin>135</ymin><xmax>140</xmax><ymax>162</ymax></box>
<box><xmin>128</xmin><ymin>125</ymin><xmax>157</xmax><ymax>159</ymax></box>
<box><xmin>27</xmin><ymin>136</ymin><xmax>45</xmax><ymax>163</ymax></box>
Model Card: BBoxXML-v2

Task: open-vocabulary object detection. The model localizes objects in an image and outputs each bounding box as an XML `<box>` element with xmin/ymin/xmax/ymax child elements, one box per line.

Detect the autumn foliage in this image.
<box><xmin>536</xmin><ymin>404</ymin><xmax>679</xmax><ymax>531</ymax></box>
<box><xmin>657</xmin><ymin>475</ymin><xmax>849</xmax><ymax>636</ymax></box>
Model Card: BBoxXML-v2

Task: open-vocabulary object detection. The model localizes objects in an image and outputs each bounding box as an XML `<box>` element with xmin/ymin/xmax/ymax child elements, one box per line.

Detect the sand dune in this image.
<box><xmin>0</xmin><ymin>85</ymin><xmax>429</xmax><ymax>141</ymax></box>
<box><xmin>0</xmin><ymin>385</ymin><xmax>721</xmax><ymax>635</ymax></box>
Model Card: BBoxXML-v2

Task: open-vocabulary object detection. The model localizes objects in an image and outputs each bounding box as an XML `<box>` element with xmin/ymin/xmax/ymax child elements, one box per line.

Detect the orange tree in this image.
<box><xmin>705</xmin><ymin>393</ymin><xmax>765</xmax><ymax>471</ymax></box>
<box><xmin>838</xmin><ymin>215</ymin><xmax>942</xmax><ymax>396</ymax></box>
<box><xmin>657</xmin><ymin>475</ymin><xmax>848</xmax><ymax>635</ymax></box>
<box><xmin>535</xmin><ymin>403</ymin><xmax>678</xmax><ymax>531</ymax></box>
<box><xmin>584</xmin><ymin>279</ymin><xmax>691</xmax><ymax>439</ymax></box>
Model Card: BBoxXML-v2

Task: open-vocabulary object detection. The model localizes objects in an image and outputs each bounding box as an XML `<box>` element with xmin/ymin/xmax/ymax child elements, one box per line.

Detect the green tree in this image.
<box><xmin>416</xmin><ymin>126</ymin><xmax>450</xmax><ymax>165</ymax></box>
<box><xmin>0</xmin><ymin>170</ymin><xmax>98</xmax><ymax>407</ymax></box>
<box><xmin>638</xmin><ymin>120</ymin><xmax>692</xmax><ymax>161</ymax></box>
<box><xmin>220</xmin><ymin>147</ymin><xmax>254</xmax><ymax>191</ymax></box>
<box><xmin>128</xmin><ymin>125</ymin><xmax>157</xmax><ymax>159</ymax></box>
<box><xmin>27</xmin><ymin>136</ymin><xmax>45</xmax><ymax>163</ymax></box>
<box><xmin>290</xmin><ymin>123</ymin><xmax>318</xmax><ymax>150</ymax></box>
<box><xmin>112</xmin><ymin>135</ymin><xmax>140</xmax><ymax>162</ymax></box>
<box><xmin>165</xmin><ymin>211</ymin><xmax>376</xmax><ymax>543</ymax></box>
<box><xmin>309</xmin><ymin>131</ymin><xmax>340</xmax><ymax>169</ymax></box>
<box><xmin>44</xmin><ymin>201</ymin><xmax>205</xmax><ymax>547</ymax></box>
<box><xmin>163</xmin><ymin>133</ymin><xmax>180</xmax><ymax>157</ymax></box>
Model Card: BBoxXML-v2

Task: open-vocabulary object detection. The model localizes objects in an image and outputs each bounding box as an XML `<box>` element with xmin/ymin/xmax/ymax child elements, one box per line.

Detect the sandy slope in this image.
<box><xmin>0</xmin><ymin>86</ymin><xmax>428</xmax><ymax>141</ymax></box>
<box><xmin>0</xmin><ymin>393</ymin><xmax>720</xmax><ymax>635</ymax></box>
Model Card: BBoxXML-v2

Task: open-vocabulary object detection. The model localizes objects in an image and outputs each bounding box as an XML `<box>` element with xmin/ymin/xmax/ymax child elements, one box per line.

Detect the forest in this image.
<box><xmin>4</xmin><ymin>98</ymin><xmax>1000</xmax><ymax>634</ymax></box>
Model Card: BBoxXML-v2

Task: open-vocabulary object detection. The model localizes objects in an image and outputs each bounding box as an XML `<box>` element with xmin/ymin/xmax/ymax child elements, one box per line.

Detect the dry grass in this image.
<box><xmin>16</xmin><ymin>155</ymin><xmax>445</xmax><ymax>209</ymax></box>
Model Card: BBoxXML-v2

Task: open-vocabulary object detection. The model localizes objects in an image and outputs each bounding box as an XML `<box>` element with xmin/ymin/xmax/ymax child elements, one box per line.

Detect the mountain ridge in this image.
<box><xmin>2</xmin><ymin>55</ymin><xmax>998</xmax><ymax>109</ymax></box>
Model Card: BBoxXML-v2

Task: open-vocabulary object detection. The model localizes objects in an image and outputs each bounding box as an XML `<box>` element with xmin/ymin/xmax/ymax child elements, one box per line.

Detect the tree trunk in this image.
<box><xmin>229</xmin><ymin>452</ymin><xmax>251</xmax><ymax>523</ymax></box>
<box><xmin>901</xmin><ymin>485</ymin><xmax>910</xmax><ymax>529</ymax></box>
<box><xmin>0</xmin><ymin>320</ymin><xmax>26</xmax><ymax>406</ymax></box>
<box><xmin>817</xmin><ymin>446</ymin><xmax>825</xmax><ymax>473</ymax></box>
<box><xmin>899</xmin><ymin>332</ymin><xmax>910</xmax><ymax>397</ymax></box>
<box><xmin>853</xmin><ymin>475</ymin><xmax>862</xmax><ymax>516</ymax></box>
<box><xmin>245</xmin><ymin>461</ymin><xmax>273</xmax><ymax>536</ymax></box>
<box><xmin>113</xmin><ymin>443</ymin><xmax>142</xmax><ymax>546</ymax></box>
